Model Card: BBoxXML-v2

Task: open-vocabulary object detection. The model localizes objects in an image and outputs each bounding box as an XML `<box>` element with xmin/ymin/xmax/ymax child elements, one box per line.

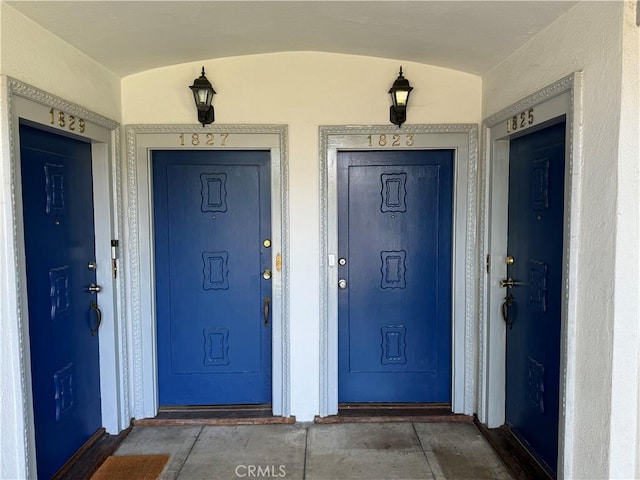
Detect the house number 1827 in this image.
<box><xmin>178</xmin><ymin>133</ymin><xmax>229</xmax><ymax>146</ymax></box>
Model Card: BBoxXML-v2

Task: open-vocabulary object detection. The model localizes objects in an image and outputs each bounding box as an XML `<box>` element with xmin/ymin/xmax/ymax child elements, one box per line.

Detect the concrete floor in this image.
<box><xmin>113</xmin><ymin>422</ymin><xmax>514</xmax><ymax>479</ymax></box>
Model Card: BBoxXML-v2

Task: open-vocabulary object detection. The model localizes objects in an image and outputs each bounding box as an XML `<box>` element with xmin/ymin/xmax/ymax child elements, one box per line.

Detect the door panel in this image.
<box><xmin>505</xmin><ymin>121</ymin><xmax>566</xmax><ymax>476</ymax></box>
<box><xmin>338</xmin><ymin>150</ymin><xmax>453</xmax><ymax>402</ymax></box>
<box><xmin>20</xmin><ymin>124</ymin><xmax>102</xmax><ymax>479</ymax></box>
<box><xmin>153</xmin><ymin>150</ymin><xmax>271</xmax><ymax>405</ymax></box>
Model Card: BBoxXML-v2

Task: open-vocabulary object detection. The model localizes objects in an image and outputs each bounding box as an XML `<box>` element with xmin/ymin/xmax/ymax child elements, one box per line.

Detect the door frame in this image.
<box><xmin>125</xmin><ymin>124</ymin><xmax>289</xmax><ymax>418</ymax></box>
<box><xmin>319</xmin><ymin>124</ymin><xmax>478</xmax><ymax>416</ymax></box>
<box><xmin>479</xmin><ymin>73</ymin><xmax>583</xmax><ymax>479</ymax></box>
<box><xmin>0</xmin><ymin>77</ymin><xmax>124</xmax><ymax>478</ymax></box>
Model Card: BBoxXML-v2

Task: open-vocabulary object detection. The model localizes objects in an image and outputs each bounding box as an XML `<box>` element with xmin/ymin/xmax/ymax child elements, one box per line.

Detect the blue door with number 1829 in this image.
<box><xmin>20</xmin><ymin>123</ymin><xmax>102</xmax><ymax>479</ymax></box>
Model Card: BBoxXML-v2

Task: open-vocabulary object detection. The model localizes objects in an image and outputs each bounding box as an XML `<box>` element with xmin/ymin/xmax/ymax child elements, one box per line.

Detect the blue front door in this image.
<box><xmin>20</xmin><ymin>124</ymin><xmax>102</xmax><ymax>479</ymax></box>
<box><xmin>505</xmin><ymin>121</ymin><xmax>566</xmax><ymax>476</ymax></box>
<box><xmin>153</xmin><ymin>150</ymin><xmax>272</xmax><ymax>405</ymax></box>
<box><xmin>338</xmin><ymin>150</ymin><xmax>453</xmax><ymax>402</ymax></box>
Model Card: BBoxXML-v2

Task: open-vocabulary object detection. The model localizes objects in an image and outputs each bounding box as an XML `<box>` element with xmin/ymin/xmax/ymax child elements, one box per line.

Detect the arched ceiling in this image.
<box><xmin>7</xmin><ymin>1</ymin><xmax>578</xmax><ymax>77</ymax></box>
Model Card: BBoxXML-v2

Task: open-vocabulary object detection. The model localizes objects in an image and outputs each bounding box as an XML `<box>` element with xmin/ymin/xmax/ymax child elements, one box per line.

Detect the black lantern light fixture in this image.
<box><xmin>189</xmin><ymin>67</ymin><xmax>216</xmax><ymax>126</ymax></box>
<box><xmin>388</xmin><ymin>66</ymin><xmax>413</xmax><ymax>127</ymax></box>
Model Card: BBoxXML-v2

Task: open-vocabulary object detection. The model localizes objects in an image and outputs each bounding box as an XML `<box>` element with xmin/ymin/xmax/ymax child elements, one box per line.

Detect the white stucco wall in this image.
<box><xmin>0</xmin><ymin>5</ymin><xmax>121</xmax><ymax>479</ymax></box>
<box><xmin>0</xmin><ymin>3</ymin><xmax>121</xmax><ymax>120</ymax></box>
<box><xmin>0</xmin><ymin>10</ymin><xmax>25</xmax><ymax>480</ymax></box>
<box><xmin>123</xmin><ymin>52</ymin><xmax>482</xmax><ymax>420</ymax></box>
<box><xmin>611</xmin><ymin>4</ymin><xmax>640</xmax><ymax>479</ymax></box>
<box><xmin>483</xmin><ymin>1</ymin><xmax>639</xmax><ymax>478</ymax></box>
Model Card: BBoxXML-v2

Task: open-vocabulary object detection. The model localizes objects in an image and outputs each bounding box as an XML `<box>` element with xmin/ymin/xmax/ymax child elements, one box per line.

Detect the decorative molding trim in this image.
<box><xmin>125</xmin><ymin>123</ymin><xmax>289</xmax><ymax>136</ymax></box>
<box><xmin>5</xmin><ymin>77</ymin><xmax>31</xmax><ymax>478</ymax></box>
<box><xmin>464</xmin><ymin>124</ymin><xmax>479</xmax><ymax>415</ymax></box>
<box><xmin>124</xmin><ymin>125</ymin><xmax>144</xmax><ymax>418</ymax></box>
<box><xmin>125</xmin><ymin>123</ymin><xmax>290</xmax><ymax>417</ymax></box>
<box><xmin>5</xmin><ymin>77</ymin><xmax>122</xmax><ymax>478</ymax></box>
<box><xmin>484</xmin><ymin>74</ymin><xmax>575</xmax><ymax>128</ymax></box>
<box><xmin>318</xmin><ymin>123</ymin><xmax>478</xmax><ymax>136</ymax></box>
<box><xmin>318</xmin><ymin>123</ymin><xmax>478</xmax><ymax>416</ymax></box>
<box><xmin>279</xmin><ymin>126</ymin><xmax>291</xmax><ymax>416</ymax></box>
<box><xmin>8</xmin><ymin>78</ymin><xmax>118</xmax><ymax>130</ymax></box>
<box><xmin>318</xmin><ymin>127</ymin><xmax>330</xmax><ymax>416</ymax></box>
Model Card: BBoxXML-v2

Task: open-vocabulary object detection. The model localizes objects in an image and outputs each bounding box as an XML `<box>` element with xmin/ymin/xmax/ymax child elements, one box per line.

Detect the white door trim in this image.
<box><xmin>318</xmin><ymin>124</ymin><xmax>478</xmax><ymax>416</ymax></box>
<box><xmin>0</xmin><ymin>77</ymin><xmax>124</xmax><ymax>479</ymax></box>
<box><xmin>125</xmin><ymin>124</ymin><xmax>290</xmax><ymax>418</ymax></box>
<box><xmin>479</xmin><ymin>73</ymin><xmax>583</xmax><ymax>479</ymax></box>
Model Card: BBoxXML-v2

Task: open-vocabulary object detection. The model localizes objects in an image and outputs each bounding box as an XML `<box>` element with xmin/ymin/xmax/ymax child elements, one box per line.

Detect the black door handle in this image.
<box><xmin>90</xmin><ymin>301</ymin><xmax>102</xmax><ymax>336</ymax></box>
<box><xmin>263</xmin><ymin>296</ymin><xmax>271</xmax><ymax>327</ymax></box>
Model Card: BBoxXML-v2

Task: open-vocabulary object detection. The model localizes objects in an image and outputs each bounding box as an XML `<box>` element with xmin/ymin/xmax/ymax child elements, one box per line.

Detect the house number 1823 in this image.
<box><xmin>367</xmin><ymin>134</ymin><xmax>415</xmax><ymax>147</ymax></box>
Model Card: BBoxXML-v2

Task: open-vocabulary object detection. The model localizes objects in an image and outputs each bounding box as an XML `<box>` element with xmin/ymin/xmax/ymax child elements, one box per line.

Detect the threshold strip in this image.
<box><xmin>314</xmin><ymin>403</ymin><xmax>473</xmax><ymax>424</ymax></box>
<box><xmin>134</xmin><ymin>404</ymin><xmax>295</xmax><ymax>426</ymax></box>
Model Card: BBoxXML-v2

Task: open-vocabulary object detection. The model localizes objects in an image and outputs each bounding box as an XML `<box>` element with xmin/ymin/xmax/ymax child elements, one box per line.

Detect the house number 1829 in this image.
<box><xmin>49</xmin><ymin>108</ymin><xmax>86</xmax><ymax>133</ymax></box>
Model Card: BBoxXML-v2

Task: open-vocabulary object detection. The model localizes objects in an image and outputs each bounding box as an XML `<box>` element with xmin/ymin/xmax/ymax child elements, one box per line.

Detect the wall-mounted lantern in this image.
<box><xmin>388</xmin><ymin>67</ymin><xmax>413</xmax><ymax>127</ymax></box>
<box><xmin>189</xmin><ymin>67</ymin><xmax>216</xmax><ymax>126</ymax></box>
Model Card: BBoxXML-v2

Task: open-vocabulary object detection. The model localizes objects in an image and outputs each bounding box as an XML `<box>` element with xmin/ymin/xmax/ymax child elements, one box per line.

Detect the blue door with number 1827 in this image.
<box><xmin>154</xmin><ymin>150</ymin><xmax>272</xmax><ymax>405</ymax></box>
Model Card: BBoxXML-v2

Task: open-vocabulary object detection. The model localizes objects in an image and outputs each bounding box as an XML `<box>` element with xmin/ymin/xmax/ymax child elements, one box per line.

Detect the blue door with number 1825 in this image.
<box><xmin>505</xmin><ymin>121</ymin><xmax>566</xmax><ymax>477</ymax></box>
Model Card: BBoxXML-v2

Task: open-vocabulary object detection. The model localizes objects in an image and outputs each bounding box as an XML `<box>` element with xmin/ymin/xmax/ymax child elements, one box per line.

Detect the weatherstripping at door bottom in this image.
<box><xmin>134</xmin><ymin>405</ymin><xmax>295</xmax><ymax>426</ymax></box>
<box><xmin>314</xmin><ymin>403</ymin><xmax>471</xmax><ymax>424</ymax></box>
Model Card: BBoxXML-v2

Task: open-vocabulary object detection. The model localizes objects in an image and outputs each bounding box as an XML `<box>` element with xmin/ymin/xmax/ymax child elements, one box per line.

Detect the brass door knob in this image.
<box><xmin>263</xmin><ymin>269</ymin><xmax>272</xmax><ymax>280</ymax></box>
<box><xmin>500</xmin><ymin>277</ymin><xmax>524</xmax><ymax>288</ymax></box>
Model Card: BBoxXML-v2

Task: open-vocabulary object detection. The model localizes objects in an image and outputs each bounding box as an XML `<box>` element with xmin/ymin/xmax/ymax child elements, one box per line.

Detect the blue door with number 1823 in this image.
<box><xmin>338</xmin><ymin>149</ymin><xmax>453</xmax><ymax>402</ymax></box>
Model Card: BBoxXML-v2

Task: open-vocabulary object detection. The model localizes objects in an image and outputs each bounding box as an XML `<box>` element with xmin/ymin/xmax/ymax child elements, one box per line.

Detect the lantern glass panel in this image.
<box><xmin>394</xmin><ymin>90</ymin><xmax>409</xmax><ymax>107</ymax></box>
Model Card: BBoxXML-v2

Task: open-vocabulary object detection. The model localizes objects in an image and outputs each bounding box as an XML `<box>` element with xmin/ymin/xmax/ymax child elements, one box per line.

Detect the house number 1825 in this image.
<box><xmin>506</xmin><ymin>108</ymin><xmax>535</xmax><ymax>133</ymax></box>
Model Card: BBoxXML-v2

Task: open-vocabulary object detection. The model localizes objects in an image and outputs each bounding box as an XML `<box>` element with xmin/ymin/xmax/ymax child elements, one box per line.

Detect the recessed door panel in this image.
<box><xmin>20</xmin><ymin>124</ymin><xmax>102</xmax><ymax>479</ymax></box>
<box><xmin>338</xmin><ymin>150</ymin><xmax>453</xmax><ymax>402</ymax></box>
<box><xmin>153</xmin><ymin>150</ymin><xmax>271</xmax><ymax>405</ymax></box>
<box><xmin>505</xmin><ymin>121</ymin><xmax>566</xmax><ymax>476</ymax></box>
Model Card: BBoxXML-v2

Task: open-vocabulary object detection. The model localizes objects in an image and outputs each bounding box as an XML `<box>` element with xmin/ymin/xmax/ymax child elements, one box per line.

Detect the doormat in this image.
<box><xmin>91</xmin><ymin>454</ymin><xmax>170</xmax><ymax>480</ymax></box>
